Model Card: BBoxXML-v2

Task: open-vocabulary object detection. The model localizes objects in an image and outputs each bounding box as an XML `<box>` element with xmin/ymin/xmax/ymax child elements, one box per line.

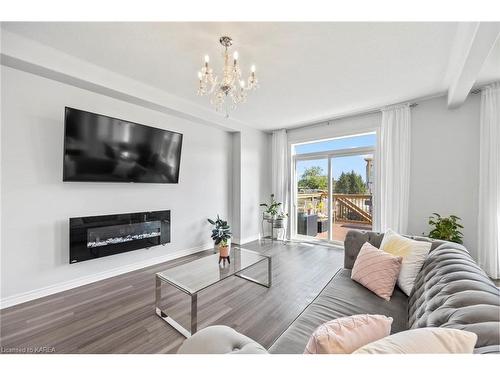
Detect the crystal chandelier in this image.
<box><xmin>197</xmin><ymin>36</ymin><xmax>259</xmax><ymax>117</ymax></box>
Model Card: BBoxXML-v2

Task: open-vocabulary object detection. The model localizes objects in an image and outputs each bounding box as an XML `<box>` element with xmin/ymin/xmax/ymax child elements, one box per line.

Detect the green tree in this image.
<box><xmin>334</xmin><ymin>171</ymin><xmax>367</xmax><ymax>194</ymax></box>
<box><xmin>298</xmin><ymin>166</ymin><xmax>328</xmax><ymax>190</ymax></box>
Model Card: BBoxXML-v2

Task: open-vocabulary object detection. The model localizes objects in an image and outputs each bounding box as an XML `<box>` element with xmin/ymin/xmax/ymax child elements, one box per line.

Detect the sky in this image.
<box><xmin>295</xmin><ymin>133</ymin><xmax>376</xmax><ymax>182</ymax></box>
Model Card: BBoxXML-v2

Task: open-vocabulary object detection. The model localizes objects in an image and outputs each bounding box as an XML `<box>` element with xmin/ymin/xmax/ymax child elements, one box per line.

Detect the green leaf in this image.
<box><xmin>426</xmin><ymin>213</ymin><xmax>464</xmax><ymax>243</ymax></box>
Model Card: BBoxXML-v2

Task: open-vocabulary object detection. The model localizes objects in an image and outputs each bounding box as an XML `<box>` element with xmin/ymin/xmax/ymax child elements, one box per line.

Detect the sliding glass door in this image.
<box><xmin>330</xmin><ymin>153</ymin><xmax>374</xmax><ymax>242</ymax></box>
<box><xmin>295</xmin><ymin>158</ymin><xmax>330</xmax><ymax>240</ymax></box>
<box><xmin>292</xmin><ymin>133</ymin><xmax>376</xmax><ymax>244</ymax></box>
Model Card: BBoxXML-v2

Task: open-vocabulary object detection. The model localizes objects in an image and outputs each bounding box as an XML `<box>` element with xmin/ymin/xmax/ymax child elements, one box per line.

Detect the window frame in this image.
<box><xmin>291</xmin><ymin>142</ymin><xmax>376</xmax><ymax>245</ymax></box>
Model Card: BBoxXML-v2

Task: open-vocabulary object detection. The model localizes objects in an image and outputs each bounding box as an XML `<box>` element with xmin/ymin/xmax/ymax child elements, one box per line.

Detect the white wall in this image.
<box><xmin>287</xmin><ymin>112</ymin><xmax>380</xmax><ymax>145</ymax></box>
<box><xmin>239</xmin><ymin>129</ymin><xmax>271</xmax><ymax>243</ymax></box>
<box><xmin>286</xmin><ymin>95</ymin><xmax>481</xmax><ymax>259</ymax></box>
<box><xmin>229</xmin><ymin>132</ymin><xmax>242</xmax><ymax>242</ymax></box>
<box><xmin>408</xmin><ymin>95</ymin><xmax>480</xmax><ymax>258</ymax></box>
<box><xmin>0</xmin><ymin>66</ymin><xmax>233</xmax><ymax>304</ymax></box>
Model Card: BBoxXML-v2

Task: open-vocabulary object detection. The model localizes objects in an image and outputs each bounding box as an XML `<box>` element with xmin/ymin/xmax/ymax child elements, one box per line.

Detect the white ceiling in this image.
<box><xmin>2</xmin><ymin>22</ymin><xmax>499</xmax><ymax>130</ymax></box>
<box><xmin>478</xmin><ymin>35</ymin><xmax>500</xmax><ymax>85</ymax></box>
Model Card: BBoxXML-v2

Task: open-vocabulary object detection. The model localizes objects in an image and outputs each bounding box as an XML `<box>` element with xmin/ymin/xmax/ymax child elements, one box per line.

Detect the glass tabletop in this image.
<box><xmin>156</xmin><ymin>247</ymin><xmax>269</xmax><ymax>295</ymax></box>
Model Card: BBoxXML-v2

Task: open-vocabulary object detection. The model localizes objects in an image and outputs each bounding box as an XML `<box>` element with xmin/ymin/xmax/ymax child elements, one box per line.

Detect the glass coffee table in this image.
<box><xmin>155</xmin><ymin>247</ymin><xmax>272</xmax><ymax>338</ymax></box>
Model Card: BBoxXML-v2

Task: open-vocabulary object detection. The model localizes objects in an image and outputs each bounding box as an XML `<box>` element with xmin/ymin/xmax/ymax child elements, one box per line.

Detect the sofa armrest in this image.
<box><xmin>177</xmin><ymin>326</ymin><xmax>267</xmax><ymax>354</ymax></box>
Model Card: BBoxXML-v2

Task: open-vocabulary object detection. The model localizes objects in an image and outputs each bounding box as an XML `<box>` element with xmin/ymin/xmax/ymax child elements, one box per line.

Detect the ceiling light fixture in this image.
<box><xmin>197</xmin><ymin>36</ymin><xmax>259</xmax><ymax>117</ymax></box>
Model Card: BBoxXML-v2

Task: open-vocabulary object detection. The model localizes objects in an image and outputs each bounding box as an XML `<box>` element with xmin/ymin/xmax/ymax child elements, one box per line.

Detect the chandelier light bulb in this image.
<box><xmin>204</xmin><ymin>55</ymin><xmax>210</xmax><ymax>63</ymax></box>
<box><xmin>197</xmin><ymin>71</ymin><xmax>202</xmax><ymax>80</ymax></box>
<box><xmin>251</xmin><ymin>65</ymin><xmax>256</xmax><ymax>73</ymax></box>
<box><xmin>240</xmin><ymin>80</ymin><xmax>245</xmax><ymax>88</ymax></box>
<box><xmin>233</xmin><ymin>51</ymin><xmax>239</xmax><ymax>60</ymax></box>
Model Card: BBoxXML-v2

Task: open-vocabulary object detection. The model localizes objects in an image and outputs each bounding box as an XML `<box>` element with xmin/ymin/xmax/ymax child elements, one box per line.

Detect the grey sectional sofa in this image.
<box><xmin>269</xmin><ymin>231</ymin><xmax>500</xmax><ymax>354</ymax></box>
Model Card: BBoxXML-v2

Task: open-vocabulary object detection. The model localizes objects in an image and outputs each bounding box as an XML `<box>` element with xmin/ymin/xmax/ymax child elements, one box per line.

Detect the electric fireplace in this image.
<box><xmin>69</xmin><ymin>210</ymin><xmax>170</xmax><ymax>263</ymax></box>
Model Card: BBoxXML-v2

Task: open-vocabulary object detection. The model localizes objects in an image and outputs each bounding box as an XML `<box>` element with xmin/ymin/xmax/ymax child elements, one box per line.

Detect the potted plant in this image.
<box><xmin>274</xmin><ymin>211</ymin><xmax>288</xmax><ymax>228</ymax></box>
<box><xmin>306</xmin><ymin>202</ymin><xmax>315</xmax><ymax>215</ymax></box>
<box><xmin>317</xmin><ymin>200</ymin><xmax>324</xmax><ymax>213</ymax></box>
<box><xmin>207</xmin><ymin>215</ymin><xmax>232</xmax><ymax>256</ymax></box>
<box><xmin>426</xmin><ymin>213</ymin><xmax>464</xmax><ymax>244</ymax></box>
<box><xmin>260</xmin><ymin>194</ymin><xmax>282</xmax><ymax>221</ymax></box>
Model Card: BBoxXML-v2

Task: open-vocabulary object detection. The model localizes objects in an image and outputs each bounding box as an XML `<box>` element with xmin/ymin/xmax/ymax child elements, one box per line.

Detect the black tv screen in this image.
<box><xmin>63</xmin><ymin>108</ymin><xmax>183</xmax><ymax>183</ymax></box>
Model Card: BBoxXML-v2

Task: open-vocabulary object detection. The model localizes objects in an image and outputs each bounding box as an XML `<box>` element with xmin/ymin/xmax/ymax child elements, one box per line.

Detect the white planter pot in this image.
<box><xmin>273</xmin><ymin>219</ymin><xmax>284</xmax><ymax>228</ymax></box>
<box><xmin>263</xmin><ymin>212</ymin><xmax>274</xmax><ymax>220</ymax></box>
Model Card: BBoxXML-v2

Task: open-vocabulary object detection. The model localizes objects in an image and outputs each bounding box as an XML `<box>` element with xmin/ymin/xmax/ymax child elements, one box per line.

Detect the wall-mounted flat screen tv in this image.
<box><xmin>63</xmin><ymin>107</ymin><xmax>183</xmax><ymax>183</ymax></box>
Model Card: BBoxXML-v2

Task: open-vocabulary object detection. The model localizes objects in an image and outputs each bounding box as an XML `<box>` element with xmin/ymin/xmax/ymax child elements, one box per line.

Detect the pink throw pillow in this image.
<box><xmin>351</xmin><ymin>242</ymin><xmax>402</xmax><ymax>301</ymax></box>
<box><xmin>304</xmin><ymin>314</ymin><xmax>393</xmax><ymax>354</ymax></box>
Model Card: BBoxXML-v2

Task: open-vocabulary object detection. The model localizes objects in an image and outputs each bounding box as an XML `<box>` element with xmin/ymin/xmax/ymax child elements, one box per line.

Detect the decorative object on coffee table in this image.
<box><xmin>218</xmin><ymin>240</ymin><xmax>230</xmax><ymax>265</ymax></box>
<box><xmin>207</xmin><ymin>215</ymin><xmax>232</xmax><ymax>265</ymax></box>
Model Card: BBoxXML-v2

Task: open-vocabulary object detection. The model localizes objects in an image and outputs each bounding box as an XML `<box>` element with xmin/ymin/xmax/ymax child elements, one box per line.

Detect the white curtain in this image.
<box><xmin>374</xmin><ymin>103</ymin><xmax>411</xmax><ymax>234</ymax></box>
<box><xmin>271</xmin><ymin>129</ymin><xmax>289</xmax><ymax>236</ymax></box>
<box><xmin>478</xmin><ymin>82</ymin><xmax>500</xmax><ymax>279</ymax></box>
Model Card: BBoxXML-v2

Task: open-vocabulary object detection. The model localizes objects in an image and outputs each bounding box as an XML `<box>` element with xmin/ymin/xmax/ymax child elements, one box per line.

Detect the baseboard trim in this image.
<box><xmin>0</xmin><ymin>242</ymin><xmax>212</xmax><ymax>309</ymax></box>
<box><xmin>238</xmin><ymin>234</ymin><xmax>261</xmax><ymax>245</ymax></box>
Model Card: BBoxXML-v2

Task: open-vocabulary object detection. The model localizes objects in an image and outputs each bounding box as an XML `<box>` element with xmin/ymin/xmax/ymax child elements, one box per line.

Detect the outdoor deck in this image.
<box><xmin>297</xmin><ymin>192</ymin><xmax>373</xmax><ymax>242</ymax></box>
<box><xmin>315</xmin><ymin>222</ymin><xmax>372</xmax><ymax>242</ymax></box>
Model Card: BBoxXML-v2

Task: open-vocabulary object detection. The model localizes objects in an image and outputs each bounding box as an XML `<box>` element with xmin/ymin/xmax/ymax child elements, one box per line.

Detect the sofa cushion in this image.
<box><xmin>379</xmin><ymin>229</ymin><xmax>432</xmax><ymax>295</ymax></box>
<box><xmin>351</xmin><ymin>242</ymin><xmax>402</xmax><ymax>301</ymax></box>
<box><xmin>344</xmin><ymin>230</ymin><xmax>445</xmax><ymax>270</ymax></box>
<box><xmin>269</xmin><ymin>268</ymin><xmax>408</xmax><ymax>354</ymax></box>
<box><xmin>354</xmin><ymin>327</ymin><xmax>478</xmax><ymax>354</ymax></box>
<box><xmin>408</xmin><ymin>242</ymin><xmax>500</xmax><ymax>352</ymax></box>
<box><xmin>304</xmin><ymin>314</ymin><xmax>393</xmax><ymax>354</ymax></box>
<box><xmin>177</xmin><ymin>326</ymin><xmax>267</xmax><ymax>354</ymax></box>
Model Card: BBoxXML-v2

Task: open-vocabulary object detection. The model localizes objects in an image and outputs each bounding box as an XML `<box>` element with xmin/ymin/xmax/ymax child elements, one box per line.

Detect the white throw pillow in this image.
<box><xmin>379</xmin><ymin>229</ymin><xmax>432</xmax><ymax>295</ymax></box>
<box><xmin>353</xmin><ymin>327</ymin><xmax>478</xmax><ymax>354</ymax></box>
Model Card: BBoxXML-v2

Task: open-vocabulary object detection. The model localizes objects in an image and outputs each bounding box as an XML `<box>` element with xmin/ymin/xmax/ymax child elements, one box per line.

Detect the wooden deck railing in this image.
<box><xmin>333</xmin><ymin>194</ymin><xmax>372</xmax><ymax>224</ymax></box>
<box><xmin>297</xmin><ymin>192</ymin><xmax>372</xmax><ymax>224</ymax></box>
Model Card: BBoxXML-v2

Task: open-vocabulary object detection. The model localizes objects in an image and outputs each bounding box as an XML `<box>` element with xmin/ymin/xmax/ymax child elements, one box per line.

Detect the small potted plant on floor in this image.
<box><xmin>426</xmin><ymin>213</ymin><xmax>464</xmax><ymax>244</ymax></box>
<box><xmin>208</xmin><ymin>215</ymin><xmax>232</xmax><ymax>257</ymax></box>
<box><xmin>260</xmin><ymin>194</ymin><xmax>282</xmax><ymax>221</ymax></box>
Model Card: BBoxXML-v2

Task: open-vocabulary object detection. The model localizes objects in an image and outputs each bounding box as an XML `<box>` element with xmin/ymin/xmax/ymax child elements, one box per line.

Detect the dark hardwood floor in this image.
<box><xmin>0</xmin><ymin>240</ymin><xmax>344</xmax><ymax>354</ymax></box>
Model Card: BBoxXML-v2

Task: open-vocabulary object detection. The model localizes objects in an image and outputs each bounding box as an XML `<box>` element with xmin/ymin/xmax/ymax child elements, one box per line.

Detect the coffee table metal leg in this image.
<box><xmin>268</xmin><ymin>256</ymin><xmax>272</xmax><ymax>287</ymax></box>
<box><xmin>191</xmin><ymin>294</ymin><xmax>198</xmax><ymax>334</ymax></box>
<box><xmin>155</xmin><ymin>276</ymin><xmax>164</xmax><ymax>316</ymax></box>
<box><xmin>235</xmin><ymin>257</ymin><xmax>272</xmax><ymax>288</ymax></box>
<box><xmin>155</xmin><ymin>275</ymin><xmax>193</xmax><ymax>339</ymax></box>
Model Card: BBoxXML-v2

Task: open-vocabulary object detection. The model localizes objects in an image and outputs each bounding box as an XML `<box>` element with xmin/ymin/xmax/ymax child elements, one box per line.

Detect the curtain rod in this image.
<box><xmin>471</xmin><ymin>80</ymin><xmax>500</xmax><ymax>94</ymax></box>
<box><xmin>284</xmin><ymin>80</ymin><xmax>498</xmax><ymax>133</ymax></box>
<box><xmin>285</xmin><ymin>101</ymin><xmax>420</xmax><ymax>132</ymax></box>
<box><xmin>282</xmin><ymin>79</ymin><xmax>500</xmax><ymax>133</ymax></box>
